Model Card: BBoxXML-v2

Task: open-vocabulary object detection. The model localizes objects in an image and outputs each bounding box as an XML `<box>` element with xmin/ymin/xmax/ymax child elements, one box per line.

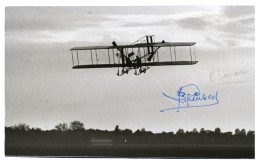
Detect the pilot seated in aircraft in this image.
<box><xmin>125</xmin><ymin>55</ymin><xmax>132</xmax><ymax>66</ymax></box>
<box><xmin>136</xmin><ymin>56</ymin><xmax>142</xmax><ymax>68</ymax></box>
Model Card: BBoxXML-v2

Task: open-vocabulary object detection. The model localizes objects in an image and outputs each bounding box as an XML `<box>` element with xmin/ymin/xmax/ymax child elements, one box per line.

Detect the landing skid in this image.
<box><xmin>117</xmin><ymin>66</ymin><xmax>150</xmax><ymax>76</ymax></box>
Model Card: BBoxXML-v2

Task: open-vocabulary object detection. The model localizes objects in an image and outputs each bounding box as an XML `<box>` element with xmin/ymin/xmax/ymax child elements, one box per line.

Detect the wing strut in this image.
<box><xmin>174</xmin><ymin>46</ymin><xmax>176</xmax><ymax>61</ymax></box>
<box><xmin>108</xmin><ymin>49</ymin><xmax>110</xmax><ymax>64</ymax></box>
<box><xmin>194</xmin><ymin>46</ymin><xmax>196</xmax><ymax>61</ymax></box>
<box><xmin>112</xmin><ymin>41</ymin><xmax>125</xmax><ymax>66</ymax></box>
<box><xmin>170</xmin><ymin>47</ymin><xmax>172</xmax><ymax>62</ymax></box>
<box><xmin>90</xmin><ymin>50</ymin><xmax>93</xmax><ymax>65</ymax></box>
<box><xmin>190</xmin><ymin>46</ymin><xmax>192</xmax><ymax>63</ymax></box>
<box><xmin>77</xmin><ymin>50</ymin><xmax>79</xmax><ymax>65</ymax></box>
<box><xmin>70</xmin><ymin>50</ymin><xmax>74</xmax><ymax>67</ymax></box>
<box><xmin>95</xmin><ymin>50</ymin><xmax>98</xmax><ymax>64</ymax></box>
<box><xmin>112</xmin><ymin>49</ymin><xmax>115</xmax><ymax>64</ymax></box>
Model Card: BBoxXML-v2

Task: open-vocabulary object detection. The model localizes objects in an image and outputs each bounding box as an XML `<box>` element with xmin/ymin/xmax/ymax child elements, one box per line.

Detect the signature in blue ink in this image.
<box><xmin>161</xmin><ymin>84</ymin><xmax>219</xmax><ymax>112</ymax></box>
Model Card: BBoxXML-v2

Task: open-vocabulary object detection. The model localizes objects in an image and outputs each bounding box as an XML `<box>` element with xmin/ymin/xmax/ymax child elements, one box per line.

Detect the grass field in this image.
<box><xmin>5</xmin><ymin>144</ymin><xmax>254</xmax><ymax>158</ymax></box>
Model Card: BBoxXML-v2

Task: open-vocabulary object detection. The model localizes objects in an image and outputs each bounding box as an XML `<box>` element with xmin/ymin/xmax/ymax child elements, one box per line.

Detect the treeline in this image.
<box><xmin>5</xmin><ymin>121</ymin><xmax>255</xmax><ymax>146</ymax></box>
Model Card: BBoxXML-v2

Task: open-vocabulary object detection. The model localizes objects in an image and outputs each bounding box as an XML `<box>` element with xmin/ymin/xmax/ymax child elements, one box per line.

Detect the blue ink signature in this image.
<box><xmin>161</xmin><ymin>84</ymin><xmax>219</xmax><ymax>112</ymax></box>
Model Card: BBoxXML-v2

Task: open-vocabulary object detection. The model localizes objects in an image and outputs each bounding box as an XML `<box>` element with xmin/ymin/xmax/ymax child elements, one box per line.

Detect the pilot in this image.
<box><xmin>136</xmin><ymin>56</ymin><xmax>142</xmax><ymax>68</ymax></box>
<box><xmin>126</xmin><ymin>55</ymin><xmax>132</xmax><ymax>66</ymax></box>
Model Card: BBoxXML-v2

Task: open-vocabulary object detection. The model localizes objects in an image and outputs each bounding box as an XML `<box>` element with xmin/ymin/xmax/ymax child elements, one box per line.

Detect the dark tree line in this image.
<box><xmin>5</xmin><ymin>122</ymin><xmax>255</xmax><ymax>147</ymax></box>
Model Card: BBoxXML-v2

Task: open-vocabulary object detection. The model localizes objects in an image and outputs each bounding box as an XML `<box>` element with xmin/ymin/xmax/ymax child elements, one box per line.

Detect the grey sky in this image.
<box><xmin>5</xmin><ymin>6</ymin><xmax>254</xmax><ymax>133</ymax></box>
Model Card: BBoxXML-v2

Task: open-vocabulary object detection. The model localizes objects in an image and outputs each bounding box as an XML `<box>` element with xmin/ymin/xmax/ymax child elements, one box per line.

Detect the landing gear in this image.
<box><xmin>117</xmin><ymin>67</ymin><xmax>130</xmax><ymax>76</ymax></box>
<box><xmin>117</xmin><ymin>66</ymin><xmax>148</xmax><ymax>76</ymax></box>
<box><xmin>138</xmin><ymin>67</ymin><xmax>148</xmax><ymax>74</ymax></box>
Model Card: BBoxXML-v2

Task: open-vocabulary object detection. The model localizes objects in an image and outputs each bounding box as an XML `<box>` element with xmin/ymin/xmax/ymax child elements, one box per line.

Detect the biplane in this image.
<box><xmin>70</xmin><ymin>35</ymin><xmax>198</xmax><ymax>76</ymax></box>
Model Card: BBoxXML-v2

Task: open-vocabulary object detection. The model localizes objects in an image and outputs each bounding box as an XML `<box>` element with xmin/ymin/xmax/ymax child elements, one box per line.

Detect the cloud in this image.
<box><xmin>216</xmin><ymin>21</ymin><xmax>254</xmax><ymax>34</ymax></box>
<box><xmin>6</xmin><ymin>6</ymin><xmax>216</xmax><ymax>33</ymax></box>
<box><xmin>223</xmin><ymin>6</ymin><xmax>254</xmax><ymax>18</ymax></box>
<box><xmin>224</xmin><ymin>39</ymin><xmax>240</xmax><ymax>47</ymax></box>
<box><xmin>176</xmin><ymin>17</ymin><xmax>210</xmax><ymax>30</ymax></box>
<box><xmin>205</xmin><ymin>37</ymin><xmax>240</xmax><ymax>48</ymax></box>
<box><xmin>120</xmin><ymin>19</ymin><xmax>175</xmax><ymax>28</ymax></box>
<box><xmin>75</xmin><ymin>6</ymin><xmax>211</xmax><ymax>15</ymax></box>
<box><xmin>239</xmin><ymin>17</ymin><xmax>255</xmax><ymax>25</ymax></box>
<box><xmin>5</xmin><ymin>7</ymin><xmax>112</xmax><ymax>33</ymax></box>
<box><xmin>120</xmin><ymin>22</ymin><xmax>151</xmax><ymax>27</ymax></box>
<box><xmin>205</xmin><ymin>36</ymin><xmax>223</xmax><ymax>47</ymax></box>
<box><xmin>218</xmin><ymin>32</ymin><xmax>253</xmax><ymax>42</ymax></box>
<box><xmin>5</xmin><ymin>6</ymin><xmax>255</xmax><ymax>51</ymax></box>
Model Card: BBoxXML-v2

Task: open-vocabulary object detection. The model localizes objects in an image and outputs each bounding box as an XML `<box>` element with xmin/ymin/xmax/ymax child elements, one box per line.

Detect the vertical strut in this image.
<box><xmin>153</xmin><ymin>52</ymin><xmax>155</xmax><ymax>62</ymax></box>
<box><xmin>117</xmin><ymin>49</ymin><xmax>120</xmax><ymax>75</ymax></box>
<box><xmin>90</xmin><ymin>50</ymin><xmax>93</xmax><ymax>65</ymax></box>
<box><xmin>95</xmin><ymin>50</ymin><xmax>98</xmax><ymax>64</ymax></box>
<box><xmin>174</xmin><ymin>46</ymin><xmax>176</xmax><ymax>61</ymax></box>
<box><xmin>76</xmin><ymin>50</ymin><xmax>79</xmax><ymax>65</ymax></box>
<box><xmin>117</xmin><ymin>49</ymin><xmax>120</xmax><ymax>64</ymax></box>
<box><xmin>132</xmin><ymin>48</ymin><xmax>133</xmax><ymax>60</ymax></box>
<box><xmin>108</xmin><ymin>49</ymin><xmax>110</xmax><ymax>64</ymax></box>
<box><xmin>143</xmin><ymin>47</ymin><xmax>147</xmax><ymax>69</ymax></box>
<box><xmin>121</xmin><ymin>48</ymin><xmax>125</xmax><ymax>66</ymax></box>
<box><xmin>157</xmin><ymin>49</ymin><xmax>159</xmax><ymax>62</ymax></box>
<box><xmin>143</xmin><ymin>47</ymin><xmax>145</xmax><ymax>59</ymax></box>
<box><xmin>190</xmin><ymin>46</ymin><xmax>193</xmax><ymax>63</ymax></box>
<box><xmin>194</xmin><ymin>46</ymin><xmax>196</xmax><ymax>61</ymax></box>
<box><xmin>71</xmin><ymin>50</ymin><xmax>74</xmax><ymax>67</ymax></box>
<box><xmin>144</xmin><ymin>48</ymin><xmax>147</xmax><ymax>66</ymax></box>
<box><xmin>112</xmin><ymin>49</ymin><xmax>115</xmax><ymax>64</ymax></box>
<box><xmin>146</xmin><ymin>36</ymin><xmax>151</xmax><ymax>54</ymax></box>
<box><xmin>170</xmin><ymin>47</ymin><xmax>172</xmax><ymax>62</ymax></box>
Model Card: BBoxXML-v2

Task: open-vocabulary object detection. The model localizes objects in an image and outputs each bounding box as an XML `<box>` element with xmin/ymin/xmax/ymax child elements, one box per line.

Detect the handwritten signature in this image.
<box><xmin>161</xmin><ymin>84</ymin><xmax>219</xmax><ymax>112</ymax></box>
<box><xmin>209</xmin><ymin>70</ymin><xmax>246</xmax><ymax>81</ymax></box>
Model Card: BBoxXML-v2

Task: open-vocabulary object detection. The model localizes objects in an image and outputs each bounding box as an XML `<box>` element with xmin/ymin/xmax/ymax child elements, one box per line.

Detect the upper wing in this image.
<box><xmin>70</xmin><ymin>45</ymin><xmax>113</xmax><ymax>50</ymax></box>
<box><xmin>151</xmin><ymin>42</ymin><xmax>196</xmax><ymax>47</ymax></box>
<box><xmin>70</xmin><ymin>42</ymin><xmax>196</xmax><ymax>50</ymax></box>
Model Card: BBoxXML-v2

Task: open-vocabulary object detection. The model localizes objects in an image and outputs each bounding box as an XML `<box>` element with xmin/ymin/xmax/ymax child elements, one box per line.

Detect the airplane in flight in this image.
<box><xmin>70</xmin><ymin>35</ymin><xmax>197</xmax><ymax>76</ymax></box>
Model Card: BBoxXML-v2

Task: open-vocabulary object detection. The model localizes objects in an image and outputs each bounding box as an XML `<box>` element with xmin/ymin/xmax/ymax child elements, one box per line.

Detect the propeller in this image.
<box><xmin>127</xmin><ymin>52</ymin><xmax>135</xmax><ymax>58</ymax></box>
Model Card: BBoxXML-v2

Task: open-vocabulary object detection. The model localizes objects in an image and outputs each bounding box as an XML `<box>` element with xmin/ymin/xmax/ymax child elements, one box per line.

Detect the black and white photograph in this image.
<box><xmin>4</xmin><ymin>5</ymin><xmax>255</xmax><ymax>158</ymax></box>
